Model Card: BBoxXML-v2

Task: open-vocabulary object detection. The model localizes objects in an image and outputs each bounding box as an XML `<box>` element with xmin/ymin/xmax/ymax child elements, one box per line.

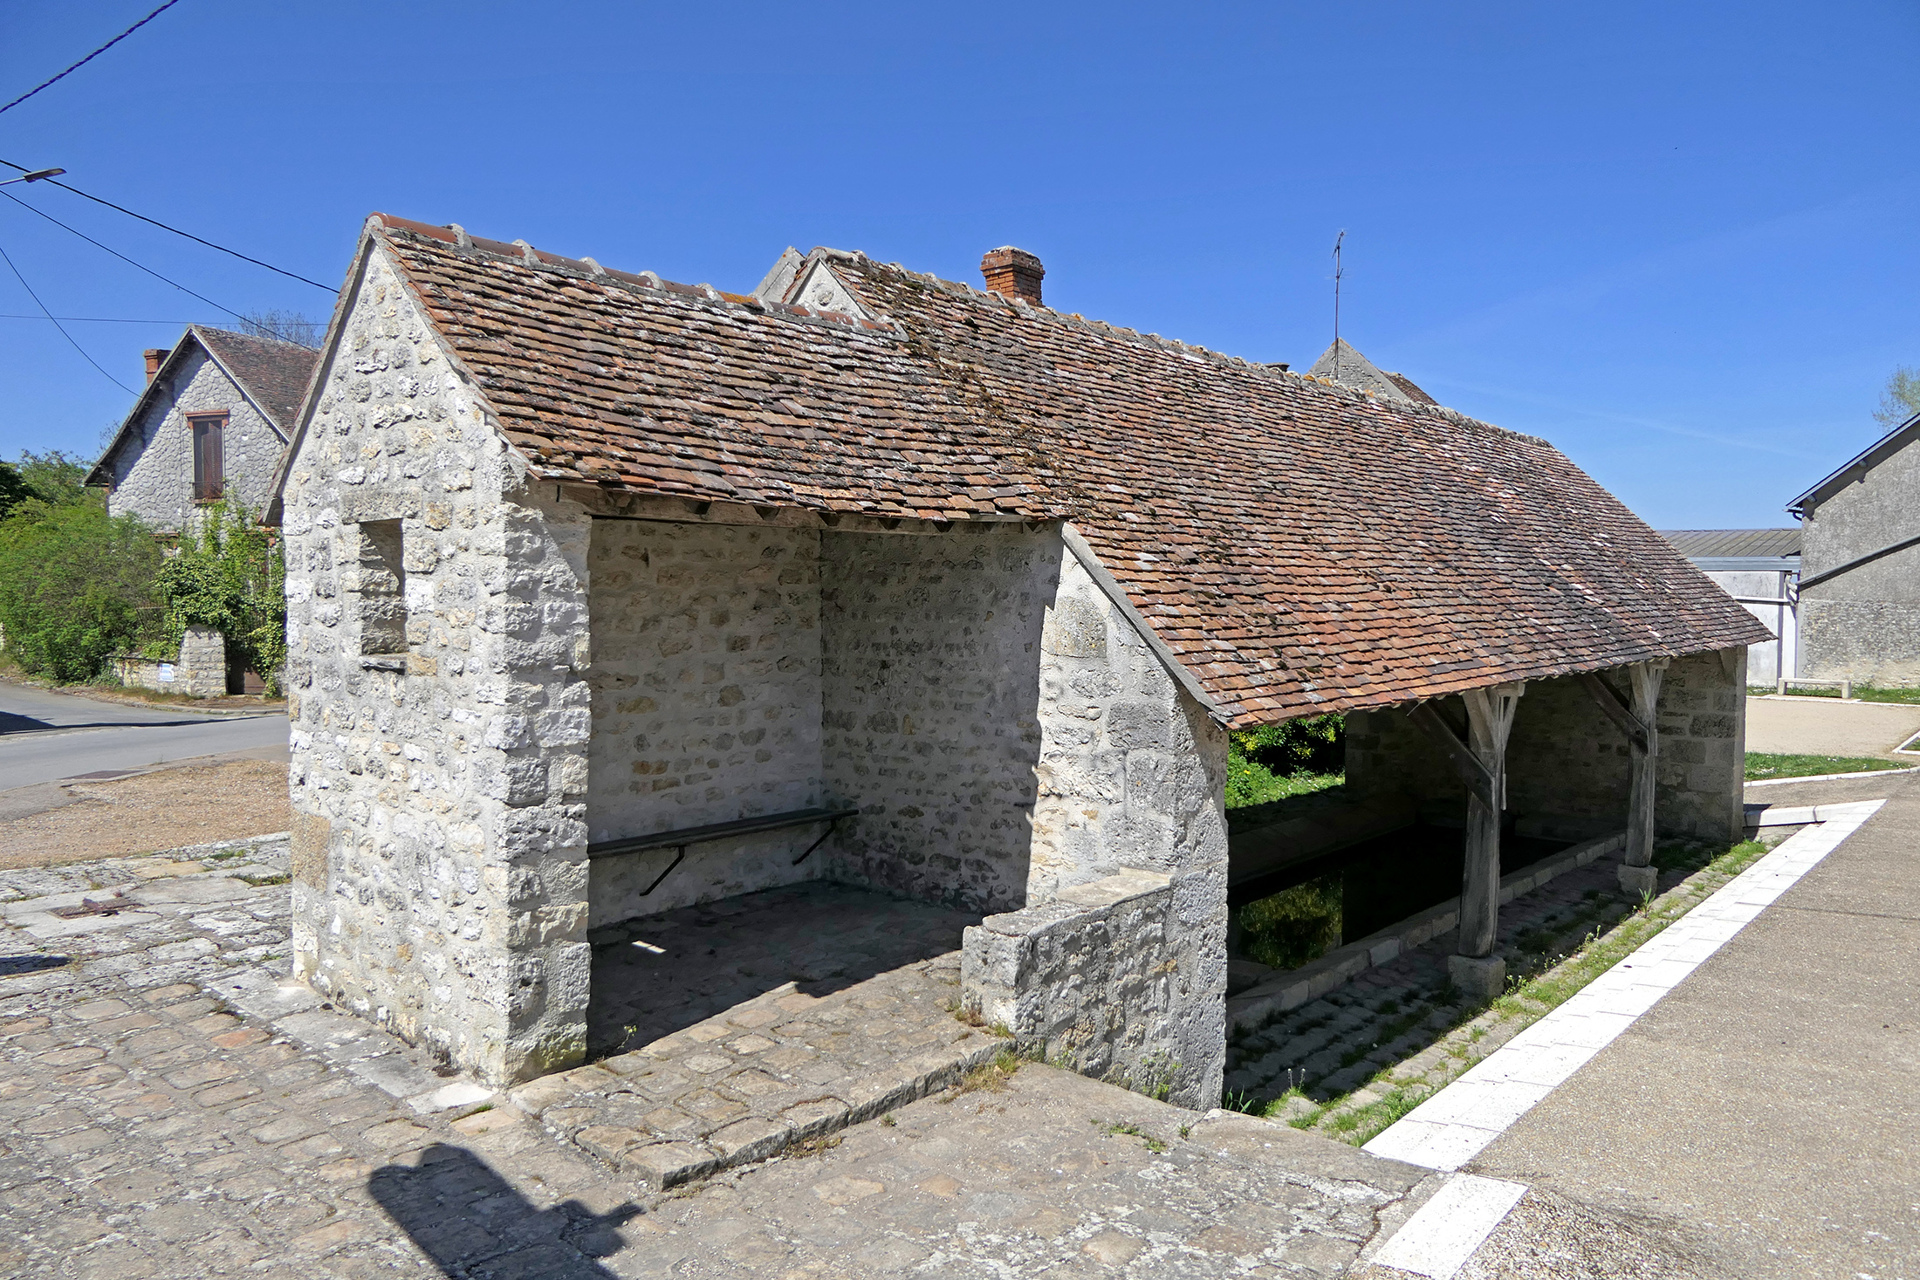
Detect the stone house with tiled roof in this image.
<box><xmin>88</xmin><ymin>325</ymin><xmax>319</xmax><ymax>530</ymax></box>
<box><xmin>267</xmin><ymin>214</ymin><xmax>1767</xmax><ymax>1116</ymax></box>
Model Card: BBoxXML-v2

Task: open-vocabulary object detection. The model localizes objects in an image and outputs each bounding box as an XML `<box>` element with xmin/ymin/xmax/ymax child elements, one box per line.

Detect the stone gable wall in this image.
<box><xmin>281</xmin><ymin>243</ymin><xmax>593</xmax><ymax>1085</ymax></box>
<box><xmin>104</xmin><ymin>346</ymin><xmax>288</xmax><ymax>531</ymax></box>
<box><xmin>1019</xmin><ymin>545</ymin><xmax>1229</xmax><ymax>1106</ymax></box>
<box><xmin>1800</xmin><ymin>435</ymin><xmax>1920</xmax><ymax>683</ymax></box>
<box><xmin>586</xmin><ymin>519</ymin><xmax>825</xmax><ymax>922</ymax></box>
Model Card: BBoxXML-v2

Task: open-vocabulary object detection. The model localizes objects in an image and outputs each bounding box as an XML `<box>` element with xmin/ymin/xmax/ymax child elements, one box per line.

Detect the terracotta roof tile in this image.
<box><xmin>366</xmin><ymin>215</ymin><xmax>1769</xmax><ymax>726</ymax></box>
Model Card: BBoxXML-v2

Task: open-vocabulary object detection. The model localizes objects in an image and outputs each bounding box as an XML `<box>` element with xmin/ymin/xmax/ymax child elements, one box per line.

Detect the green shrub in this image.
<box><xmin>1226</xmin><ymin>713</ymin><xmax>1345</xmax><ymax>807</ymax></box>
<box><xmin>1233</xmin><ymin>714</ymin><xmax>1344</xmax><ymax>775</ymax></box>
<box><xmin>0</xmin><ymin>499</ymin><xmax>164</xmax><ymax>681</ymax></box>
<box><xmin>154</xmin><ymin>496</ymin><xmax>286</xmax><ymax>691</ymax></box>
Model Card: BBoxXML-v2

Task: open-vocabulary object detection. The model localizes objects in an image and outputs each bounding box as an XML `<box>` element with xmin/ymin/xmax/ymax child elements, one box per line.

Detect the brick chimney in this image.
<box><xmin>980</xmin><ymin>247</ymin><xmax>1044</xmax><ymax>306</ymax></box>
<box><xmin>143</xmin><ymin>348</ymin><xmax>170</xmax><ymax>385</ymax></box>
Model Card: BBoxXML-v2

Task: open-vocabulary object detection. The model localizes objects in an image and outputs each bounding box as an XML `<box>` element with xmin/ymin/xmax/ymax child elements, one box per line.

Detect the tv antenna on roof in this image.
<box><xmin>1331</xmin><ymin>230</ymin><xmax>1345</xmax><ymax>380</ymax></box>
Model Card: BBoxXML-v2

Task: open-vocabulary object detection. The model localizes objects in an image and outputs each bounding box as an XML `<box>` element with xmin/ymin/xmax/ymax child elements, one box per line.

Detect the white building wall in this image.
<box><xmin>1700</xmin><ymin>569</ymin><xmax>1795</xmax><ymax>685</ymax></box>
<box><xmin>282</xmin><ymin>242</ymin><xmax>594</xmax><ymax>1086</ymax></box>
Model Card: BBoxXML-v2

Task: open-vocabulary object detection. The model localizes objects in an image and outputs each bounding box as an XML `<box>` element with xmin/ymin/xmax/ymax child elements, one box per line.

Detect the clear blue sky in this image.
<box><xmin>2</xmin><ymin>0</ymin><xmax>1915</xmax><ymax>528</ymax></box>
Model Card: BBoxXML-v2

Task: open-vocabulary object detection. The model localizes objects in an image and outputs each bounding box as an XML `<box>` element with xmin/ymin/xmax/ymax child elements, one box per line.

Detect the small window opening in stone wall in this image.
<box><xmin>189</xmin><ymin>413</ymin><xmax>226</xmax><ymax>500</ymax></box>
<box><xmin>357</xmin><ymin>520</ymin><xmax>408</xmax><ymax>656</ymax></box>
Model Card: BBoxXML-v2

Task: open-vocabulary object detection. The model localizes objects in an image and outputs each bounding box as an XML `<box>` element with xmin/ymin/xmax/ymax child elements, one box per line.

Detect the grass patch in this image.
<box><xmin>1320</xmin><ymin>1085</ymin><xmax>1430</xmax><ymax>1144</ymax></box>
<box><xmin>1268</xmin><ymin>835</ymin><xmax>1771</xmax><ymax>1149</ymax></box>
<box><xmin>237</xmin><ymin>872</ymin><xmax>291</xmax><ymax>887</ymax></box>
<box><xmin>1496</xmin><ymin>840</ymin><xmax>1766</xmax><ymax>1017</ymax></box>
<box><xmin>1096</xmin><ymin>1121</ymin><xmax>1168</xmax><ymax>1154</ymax></box>
<box><xmin>1745</xmin><ymin>752</ymin><xmax>1905</xmax><ymax>781</ymax></box>
<box><xmin>1227</xmin><ymin>765</ymin><xmax>1345</xmax><ymax>809</ymax></box>
<box><xmin>945</xmin><ymin>1048</ymin><xmax>1025</xmax><ymax>1100</ymax></box>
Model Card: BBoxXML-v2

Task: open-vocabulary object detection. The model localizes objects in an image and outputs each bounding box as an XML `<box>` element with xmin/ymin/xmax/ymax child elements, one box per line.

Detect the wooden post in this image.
<box><xmin>1612</xmin><ymin>659</ymin><xmax>1669</xmax><ymax>897</ymax></box>
<box><xmin>1458</xmin><ymin>683</ymin><xmax>1525</xmax><ymax>959</ymax></box>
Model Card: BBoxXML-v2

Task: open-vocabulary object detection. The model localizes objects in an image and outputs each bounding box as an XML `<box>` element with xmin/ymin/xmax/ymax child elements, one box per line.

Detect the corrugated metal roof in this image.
<box><xmin>1658</xmin><ymin>529</ymin><xmax>1801</xmax><ymax>559</ymax></box>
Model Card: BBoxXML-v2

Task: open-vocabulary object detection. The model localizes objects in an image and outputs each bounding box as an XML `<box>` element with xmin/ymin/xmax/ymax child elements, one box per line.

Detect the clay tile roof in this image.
<box><xmin>365</xmin><ymin>214</ymin><xmax>1770</xmax><ymax>726</ymax></box>
<box><xmin>193</xmin><ymin>327</ymin><xmax>321</xmax><ymax>432</ymax></box>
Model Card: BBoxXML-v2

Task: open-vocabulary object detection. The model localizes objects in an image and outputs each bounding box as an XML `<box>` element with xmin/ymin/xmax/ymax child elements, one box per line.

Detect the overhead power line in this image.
<box><xmin>0</xmin><ymin>0</ymin><xmax>186</xmax><ymax>118</ymax></box>
<box><xmin>0</xmin><ymin>159</ymin><xmax>334</xmax><ymax>291</ymax></box>
<box><xmin>0</xmin><ymin>313</ymin><xmax>205</xmax><ymax>324</ymax></box>
<box><xmin>0</xmin><ymin>186</ymin><xmax>248</xmax><ymax>322</ymax></box>
<box><xmin>0</xmin><ymin>238</ymin><xmax>137</xmax><ymax>395</ymax></box>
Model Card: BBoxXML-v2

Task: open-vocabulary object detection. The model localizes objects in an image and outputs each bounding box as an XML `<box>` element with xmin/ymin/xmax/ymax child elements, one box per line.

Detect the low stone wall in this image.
<box><xmin>112</xmin><ymin>625</ymin><xmax>228</xmax><ymax>698</ymax></box>
<box><xmin>962</xmin><ymin>868</ymin><xmax>1216</xmax><ymax>1108</ymax></box>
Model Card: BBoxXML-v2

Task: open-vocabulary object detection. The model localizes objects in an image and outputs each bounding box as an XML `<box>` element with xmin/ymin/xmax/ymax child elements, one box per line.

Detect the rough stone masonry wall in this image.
<box><xmin>817</xmin><ymin>525</ymin><xmax>1053</xmax><ymax>914</ymax></box>
<box><xmin>1346</xmin><ymin>647</ymin><xmax>1747</xmax><ymax>845</ymax></box>
<box><xmin>1654</xmin><ymin>647</ymin><xmax>1746</xmax><ymax>844</ymax></box>
<box><xmin>1800</xmin><ymin>437</ymin><xmax>1920</xmax><ymax>684</ymax></box>
<box><xmin>104</xmin><ymin>346</ymin><xmax>287</xmax><ymax>531</ymax></box>
<box><xmin>963</xmin><ymin>869</ymin><xmax>1189</xmax><ymax>1099</ymax></box>
<box><xmin>113</xmin><ymin>624</ymin><xmax>228</xmax><ymax>698</ymax></box>
<box><xmin>913</xmin><ymin>536</ymin><xmax>1227</xmax><ymax>1109</ymax></box>
<box><xmin>281</xmin><ymin>243</ymin><xmax>594</xmax><ymax>1086</ymax></box>
<box><xmin>585</xmin><ymin>519</ymin><xmax>825</xmax><ymax>922</ymax></box>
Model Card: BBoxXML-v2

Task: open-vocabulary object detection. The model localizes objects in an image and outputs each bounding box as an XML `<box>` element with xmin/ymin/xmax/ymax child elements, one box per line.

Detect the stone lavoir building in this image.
<box><xmin>266</xmin><ymin>215</ymin><xmax>1767</xmax><ymax>1109</ymax></box>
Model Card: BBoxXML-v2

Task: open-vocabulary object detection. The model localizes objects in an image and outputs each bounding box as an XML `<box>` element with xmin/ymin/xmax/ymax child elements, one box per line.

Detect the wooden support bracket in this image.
<box><xmin>1579</xmin><ymin>672</ymin><xmax>1649</xmax><ymax>751</ymax></box>
<box><xmin>1407</xmin><ymin>701</ymin><xmax>1496</xmax><ymax>807</ymax></box>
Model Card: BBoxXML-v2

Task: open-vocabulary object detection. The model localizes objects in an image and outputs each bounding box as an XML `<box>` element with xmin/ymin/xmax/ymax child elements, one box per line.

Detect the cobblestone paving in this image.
<box><xmin>1225</xmin><ymin>855</ymin><xmax>1638</xmax><ymax>1110</ymax></box>
<box><xmin>0</xmin><ymin>846</ymin><xmax>1438</xmax><ymax>1277</ymax></box>
<box><xmin>532</xmin><ymin>883</ymin><xmax>1004</xmax><ymax>1187</ymax></box>
<box><xmin>1224</xmin><ymin>836</ymin><xmax>1777</xmax><ymax>1149</ymax></box>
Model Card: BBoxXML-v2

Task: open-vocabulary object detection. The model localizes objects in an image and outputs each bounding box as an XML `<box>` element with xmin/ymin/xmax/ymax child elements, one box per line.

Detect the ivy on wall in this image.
<box><xmin>153</xmin><ymin>496</ymin><xmax>287</xmax><ymax>691</ymax></box>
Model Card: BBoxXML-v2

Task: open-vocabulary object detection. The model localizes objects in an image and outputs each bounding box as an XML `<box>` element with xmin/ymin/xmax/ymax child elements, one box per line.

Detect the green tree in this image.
<box><xmin>0</xmin><ymin>499</ymin><xmax>163</xmax><ymax>681</ymax></box>
<box><xmin>12</xmin><ymin>450</ymin><xmax>96</xmax><ymax>508</ymax></box>
<box><xmin>153</xmin><ymin>496</ymin><xmax>286</xmax><ymax>690</ymax></box>
<box><xmin>0</xmin><ymin>461</ymin><xmax>27</xmax><ymax>520</ymax></box>
<box><xmin>1875</xmin><ymin>366</ymin><xmax>1920</xmax><ymax>428</ymax></box>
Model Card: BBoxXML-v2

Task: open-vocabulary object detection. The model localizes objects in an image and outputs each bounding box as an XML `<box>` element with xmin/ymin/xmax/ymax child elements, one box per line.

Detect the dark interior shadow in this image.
<box><xmin>586</xmin><ymin>880</ymin><xmax>979</xmax><ymax>1058</ymax></box>
<box><xmin>0</xmin><ymin>955</ymin><xmax>70</xmax><ymax>975</ymax></box>
<box><xmin>369</xmin><ymin>1143</ymin><xmax>640</xmax><ymax>1278</ymax></box>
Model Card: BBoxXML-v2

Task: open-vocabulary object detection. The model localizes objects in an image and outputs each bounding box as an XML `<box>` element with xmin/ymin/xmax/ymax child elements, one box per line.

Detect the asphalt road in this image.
<box><xmin>1468</xmin><ymin>772</ymin><xmax>1920</xmax><ymax>1279</ymax></box>
<box><xmin>1746</xmin><ymin>694</ymin><xmax>1920</xmax><ymax>757</ymax></box>
<box><xmin>0</xmin><ymin>681</ymin><xmax>288</xmax><ymax>789</ymax></box>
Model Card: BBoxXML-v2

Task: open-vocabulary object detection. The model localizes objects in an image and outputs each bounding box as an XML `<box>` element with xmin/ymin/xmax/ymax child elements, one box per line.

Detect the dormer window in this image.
<box><xmin>190</xmin><ymin>413</ymin><xmax>226</xmax><ymax>500</ymax></box>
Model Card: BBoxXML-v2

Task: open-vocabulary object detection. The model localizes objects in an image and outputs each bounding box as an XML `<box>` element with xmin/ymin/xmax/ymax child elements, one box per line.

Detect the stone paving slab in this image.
<box><xmin>0</xmin><ymin>842</ymin><xmax>1471</xmax><ymax>1276</ymax></box>
<box><xmin>533</xmin><ymin>882</ymin><xmax>1005</xmax><ymax>1188</ymax></box>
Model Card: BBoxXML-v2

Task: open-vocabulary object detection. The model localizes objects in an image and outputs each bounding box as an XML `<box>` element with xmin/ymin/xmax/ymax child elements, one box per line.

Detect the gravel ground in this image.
<box><xmin>0</xmin><ymin>760</ymin><xmax>291</xmax><ymax>870</ymax></box>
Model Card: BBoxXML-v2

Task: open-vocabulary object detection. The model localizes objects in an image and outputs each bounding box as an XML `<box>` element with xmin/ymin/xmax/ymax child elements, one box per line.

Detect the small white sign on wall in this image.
<box><xmin>158</xmin><ymin>663</ymin><xmax>175</xmax><ymax>683</ymax></box>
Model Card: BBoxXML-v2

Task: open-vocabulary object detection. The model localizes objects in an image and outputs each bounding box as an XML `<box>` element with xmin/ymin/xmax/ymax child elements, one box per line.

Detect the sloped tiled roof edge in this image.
<box><xmin>86</xmin><ymin>326</ymin><xmax>319</xmax><ymax>488</ymax></box>
<box><xmin>356</xmin><ymin>214</ymin><xmax>1770</xmax><ymax>725</ymax></box>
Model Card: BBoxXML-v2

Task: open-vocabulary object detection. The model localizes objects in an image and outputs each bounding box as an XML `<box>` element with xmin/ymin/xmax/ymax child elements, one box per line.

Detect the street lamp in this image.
<box><xmin>0</xmin><ymin>168</ymin><xmax>66</xmax><ymax>187</ymax></box>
